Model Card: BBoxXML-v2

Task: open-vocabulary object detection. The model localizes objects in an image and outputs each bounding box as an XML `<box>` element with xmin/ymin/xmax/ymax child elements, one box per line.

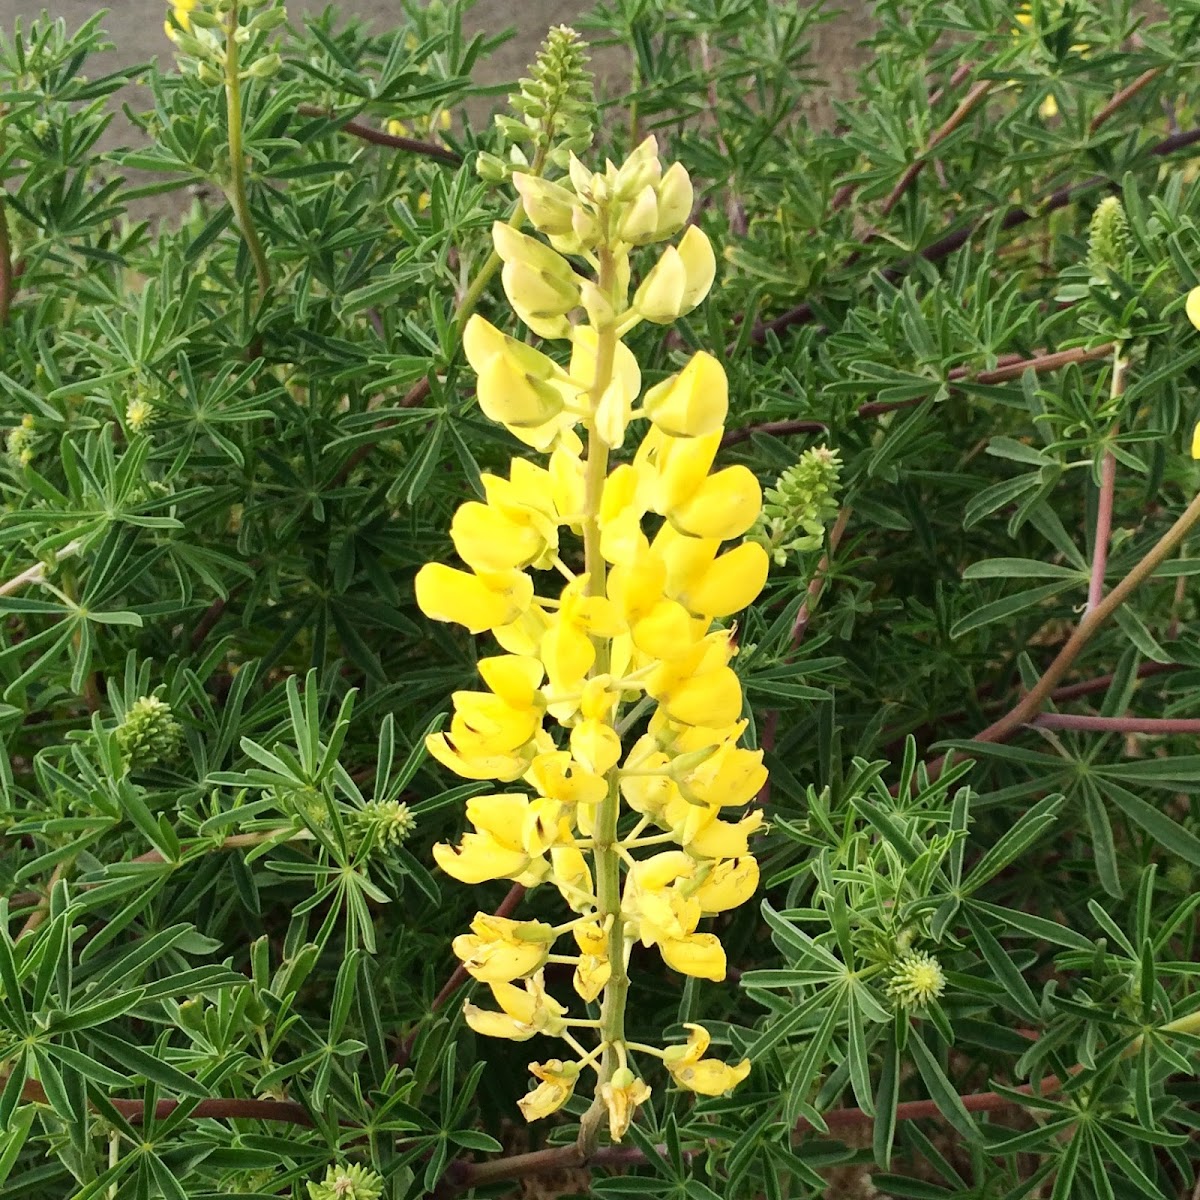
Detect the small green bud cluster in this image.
<box><xmin>885</xmin><ymin>949</ymin><xmax>946</xmax><ymax>1008</ymax></box>
<box><xmin>749</xmin><ymin>445</ymin><xmax>842</xmax><ymax>564</ymax></box>
<box><xmin>1087</xmin><ymin>196</ymin><xmax>1130</xmax><ymax>282</ymax></box>
<box><xmin>477</xmin><ymin>25</ymin><xmax>593</xmax><ymax>184</ymax></box>
<box><xmin>353</xmin><ymin>798</ymin><xmax>416</xmax><ymax>849</ymax></box>
<box><xmin>115</xmin><ymin>695</ymin><xmax>184</xmax><ymax>770</ymax></box>
<box><xmin>6</xmin><ymin>414</ymin><xmax>37</xmax><ymax>468</ymax></box>
<box><xmin>306</xmin><ymin>1164</ymin><xmax>384</xmax><ymax>1200</ymax></box>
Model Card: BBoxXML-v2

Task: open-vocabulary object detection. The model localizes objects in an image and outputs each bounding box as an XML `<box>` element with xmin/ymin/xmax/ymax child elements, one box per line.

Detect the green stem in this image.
<box><xmin>453</xmin><ymin>201</ymin><xmax>524</xmax><ymax>340</ymax></box>
<box><xmin>577</xmin><ymin>246</ymin><xmax>623</xmax><ymax>1157</ymax></box>
<box><xmin>223</xmin><ymin>5</ymin><xmax>270</xmax><ymax>301</ymax></box>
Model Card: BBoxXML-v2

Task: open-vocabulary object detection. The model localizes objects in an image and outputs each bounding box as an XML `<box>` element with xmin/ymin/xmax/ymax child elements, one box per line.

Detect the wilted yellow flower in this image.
<box><xmin>599</xmin><ymin>1068</ymin><xmax>652</xmax><ymax>1141</ymax></box>
<box><xmin>663</xmin><ymin>1024</ymin><xmax>751</xmax><ymax>1095</ymax></box>
<box><xmin>518</xmin><ymin>1060</ymin><xmax>580</xmax><ymax>1120</ymax></box>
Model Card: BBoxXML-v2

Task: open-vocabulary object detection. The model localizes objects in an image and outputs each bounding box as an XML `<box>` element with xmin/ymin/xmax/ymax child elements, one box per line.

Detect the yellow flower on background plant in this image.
<box><xmin>417</xmin><ymin>134</ymin><xmax>766</xmax><ymax>1144</ymax></box>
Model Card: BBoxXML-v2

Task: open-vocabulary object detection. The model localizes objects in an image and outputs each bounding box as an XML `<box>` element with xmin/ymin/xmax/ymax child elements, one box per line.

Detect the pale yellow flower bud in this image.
<box><xmin>655</xmin><ymin>162</ymin><xmax>693</xmax><ymax>237</ymax></box>
<box><xmin>614</xmin><ymin>136</ymin><xmax>662</xmax><ymax>199</ymax></box>
<box><xmin>643</xmin><ymin>351</ymin><xmax>728</xmax><ymax>438</ymax></box>
<box><xmin>634</xmin><ymin>227</ymin><xmax>716</xmax><ymax>323</ymax></box>
<box><xmin>618</xmin><ymin>185</ymin><xmax>660</xmax><ymax>245</ymax></box>
<box><xmin>512</xmin><ymin>173</ymin><xmax>577</xmax><ymax>236</ymax></box>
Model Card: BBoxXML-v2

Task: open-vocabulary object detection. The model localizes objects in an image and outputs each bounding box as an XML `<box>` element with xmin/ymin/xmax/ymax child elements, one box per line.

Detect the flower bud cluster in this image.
<box><xmin>416</xmin><ymin>136</ymin><xmax>764</xmax><ymax>1141</ymax></box>
<box><xmin>116</xmin><ymin>695</ymin><xmax>184</xmax><ymax>770</ymax></box>
<box><xmin>749</xmin><ymin>445</ymin><xmax>843</xmax><ymax>564</ymax></box>
<box><xmin>477</xmin><ymin>26</ymin><xmax>594</xmax><ymax>184</ymax></box>
<box><xmin>306</xmin><ymin>1164</ymin><xmax>384</xmax><ymax>1200</ymax></box>
<box><xmin>1087</xmin><ymin>196</ymin><xmax>1130</xmax><ymax>283</ymax></box>
<box><xmin>164</xmin><ymin>0</ymin><xmax>285</xmax><ymax>83</ymax></box>
<box><xmin>6</xmin><ymin>414</ymin><xmax>37</xmax><ymax>468</ymax></box>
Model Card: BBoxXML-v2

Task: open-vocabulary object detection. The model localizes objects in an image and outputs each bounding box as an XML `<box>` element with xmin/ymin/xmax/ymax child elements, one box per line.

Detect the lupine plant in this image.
<box><xmin>3</xmin><ymin>0</ymin><xmax>1200</xmax><ymax>1197</ymax></box>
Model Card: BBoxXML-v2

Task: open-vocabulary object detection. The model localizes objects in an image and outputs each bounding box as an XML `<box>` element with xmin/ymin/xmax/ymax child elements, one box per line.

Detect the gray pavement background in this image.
<box><xmin>0</xmin><ymin>1</ymin><xmax>869</xmax><ymax>217</ymax></box>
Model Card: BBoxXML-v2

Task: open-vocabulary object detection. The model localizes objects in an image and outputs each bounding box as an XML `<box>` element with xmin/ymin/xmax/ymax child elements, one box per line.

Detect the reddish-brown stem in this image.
<box><xmin>1045</xmin><ymin>660</ymin><xmax>1179</xmax><ymax>704</ymax></box>
<box><xmin>721</xmin><ymin>344</ymin><xmax>1115</xmax><ymax>448</ymax></box>
<box><xmin>445</xmin><ymin>1071</ymin><xmax>1068</xmax><ymax>1192</ymax></box>
<box><xmin>924</xmin><ymin>488</ymin><xmax>1200</xmax><ymax>781</ymax></box>
<box><xmin>791</xmin><ymin>507</ymin><xmax>852</xmax><ymax>648</ymax></box>
<box><xmin>1030</xmin><ymin>713</ymin><xmax>1200</xmax><ymax>734</ymax></box>
<box><xmin>190</xmin><ymin>595</ymin><xmax>228</xmax><ymax>649</ymax></box>
<box><xmin>295</xmin><ymin>104</ymin><xmax>462</xmax><ymax>166</ymax></box>
<box><xmin>1089</xmin><ymin>68</ymin><xmax>1161</xmax><ymax>134</ymax></box>
<box><xmin>880</xmin><ymin>81</ymin><xmax>992</xmax><ymax>217</ymax></box>
<box><xmin>333</xmin><ymin>376</ymin><xmax>433</xmax><ymax>488</ymax></box>
<box><xmin>1088</xmin><ymin>447</ymin><xmax>1117</xmax><ymax>612</ymax></box>
<box><xmin>19</xmin><ymin>1078</ymin><xmax>313</xmax><ymax>1126</ymax></box>
<box><xmin>832</xmin><ymin>62</ymin><xmax>976</xmax><ymax>215</ymax></box>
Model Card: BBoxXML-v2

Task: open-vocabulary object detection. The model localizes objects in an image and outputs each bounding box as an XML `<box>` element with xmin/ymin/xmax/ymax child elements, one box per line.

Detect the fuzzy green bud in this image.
<box><xmin>749</xmin><ymin>445</ymin><xmax>842</xmax><ymax>563</ymax></box>
<box><xmin>353</xmin><ymin>799</ymin><xmax>416</xmax><ymax>849</ymax></box>
<box><xmin>1087</xmin><ymin>196</ymin><xmax>1130</xmax><ymax>280</ymax></box>
<box><xmin>116</xmin><ymin>695</ymin><xmax>184</xmax><ymax>769</ymax></box>
<box><xmin>6</xmin><ymin>415</ymin><xmax>36</xmax><ymax>468</ymax></box>
<box><xmin>306</xmin><ymin>1164</ymin><xmax>384</xmax><ymax>1200</ymax></box>
<box><xmin>885</xmin><ymin>949</ymin><xmax>946</xmax><ymax>1008</ymax></box>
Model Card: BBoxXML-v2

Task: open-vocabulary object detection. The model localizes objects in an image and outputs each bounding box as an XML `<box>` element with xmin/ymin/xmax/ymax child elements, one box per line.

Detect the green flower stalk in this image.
<box><xmin>477</xmin><ymin>25</ymin><xmax>594</xmax><ymax>184</ymax></box>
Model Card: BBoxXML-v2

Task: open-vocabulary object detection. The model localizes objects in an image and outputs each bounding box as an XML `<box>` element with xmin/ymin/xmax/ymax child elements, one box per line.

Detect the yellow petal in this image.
<box><xmin>669</xmin><ymin>466</ymin><xmax>762</xmax><ymax>540</ymax></box>
<box><xmin>1188</xmin><ymin>286</ymin><xmax>1200</xmax><ymax>333</ymax></box>
<box><xmin>1192</xmin><ymin>420</ymin><xmax>1200</xmax><ymax>460</ymax></box>
<box><xmin>655</xmin><ymin>162</ymin><xmax>693</xmax><ymax>237</ymax></box>
<box><xmin>433</xmin><ymin>834</ymin><xmax>529</xmax><ymax>883</ymax></box>
<box><xmin>478</xmin><ymin>655</ymin><xmax>545</xmax><ymax>709</ymax></box>
<box><xmin>570</xmin><ymin>719</ymin><xmax>623</xmax><ymax>775</ymax></box>
<box><xmin>694</xmin><ymin>856</ymin><xmax>760</xmax><ymax>913</ymax></box>
<box><xmin>672</xmin><ymin>1056</ymin><xmax>751</xmax><ymax>1095</ymax></box>
<box><xmin>464</xmin><ymin>1002</ymin><xmax>536</xmax><ymax>1040</ymax></box>
<box><xmin>682</xmin><ymin>541</ymin><xmax>770</xmax><ymax>617</ymax></box>
<box><xmin>426</xmin><ymin>732</ymin><xmax>530</xmax><ymax>782</ymax></box>
<box><xmin>633</xmin><ymin>244</ymin><xmax>687</xmax><ymax>323</ymax></box>
<box><xmin>659</xmin><ymin>932</ymin><xmax>726</xmax><ymax>980</ymax></box>
<box><xmin>518</xmin><ymin>1059</ymin><xmax>580</xmax><ymax>1120</ymax></box>
<box><xmin>661</xmin><ymin>666</ymin><xmax>744</xmax><ymax>728</ymax></box>
<box><xmin>452</xmin><ymin>931</ymin><xmax>549</xmax><ymax>983</ymax></box>
<box><xmin>687</xmin><ymin>810</ymin><xmax>763</xmax><ymax>859</ymax></box>
<box><xmin>643</xmin><ymin>351</ymin><xmax>728</xmax><ymax>439</ymax></box>
<box><xmin>573</xmin><ymin>953</ymin><xmax>611</xmax><ymax>1001</ymax></box>
<box><xmin>676</xmin><ymin>225</ymin><xmax>717</xmax><ymax>312</ymax></box>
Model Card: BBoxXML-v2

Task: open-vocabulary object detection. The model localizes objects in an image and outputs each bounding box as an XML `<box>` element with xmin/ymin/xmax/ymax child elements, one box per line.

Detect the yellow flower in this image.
<box><xmin>419</xmin><ymin>133</ymin><xmax>772</xmax><ymax>1133</ymax></box>
<box><xmin>432</xmin><ymin>794</ymin><xmax>546</xmax><ymax>882</ymax></box>
<box><xmin>1192</xmin><ymin>421</ymin><xmax>1200</xmax><ymax>460</ymax></box>
<box><xmin>518</xmin><ymin>1060</ymin><xmax>580</xmax><ymax>1120</ymax></box>
<box><xmin>599</xmin><ymin>1068</ymin><xmax>652</xmax><ymax>1141</ymax></box>
<box><xmin>415</xmin><ymin>564</ymin><xmax>532</xmax><ymax>634</ymax></box>
<box><xmin>663</xmin><ymin>1024</ymin><xmax>751</xmax><ymax>1095</ymax></box>
<box><xmin>452</xmin><ymin>914</ymin><xmax>555</xmax><ymax>983</ymax></box>
<box><xmin>464</xmin><ymin>972</ymin><xmax>568</xmax><ymax>1041</ymax></box>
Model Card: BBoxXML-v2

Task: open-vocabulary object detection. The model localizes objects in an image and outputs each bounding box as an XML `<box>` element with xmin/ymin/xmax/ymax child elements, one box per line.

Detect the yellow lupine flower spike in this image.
<box><xmin>416</xmin><ymin>133</ymin><xmax>772</xmax><ymax>1144</ymax></box>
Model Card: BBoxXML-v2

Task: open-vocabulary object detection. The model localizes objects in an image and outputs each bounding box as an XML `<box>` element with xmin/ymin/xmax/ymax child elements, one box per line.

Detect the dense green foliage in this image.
<box><xmin>3</xmin><ymin>0</ymin><xmax>1200</xmax><ymax>1196</ymax></box>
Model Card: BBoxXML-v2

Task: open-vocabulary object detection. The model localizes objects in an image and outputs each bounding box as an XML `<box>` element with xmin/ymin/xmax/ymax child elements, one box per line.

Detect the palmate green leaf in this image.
<box><xmin>906</xmin><ymin>1031</ymin><xmax>977</xmax><ymax>1142</ymax></box>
